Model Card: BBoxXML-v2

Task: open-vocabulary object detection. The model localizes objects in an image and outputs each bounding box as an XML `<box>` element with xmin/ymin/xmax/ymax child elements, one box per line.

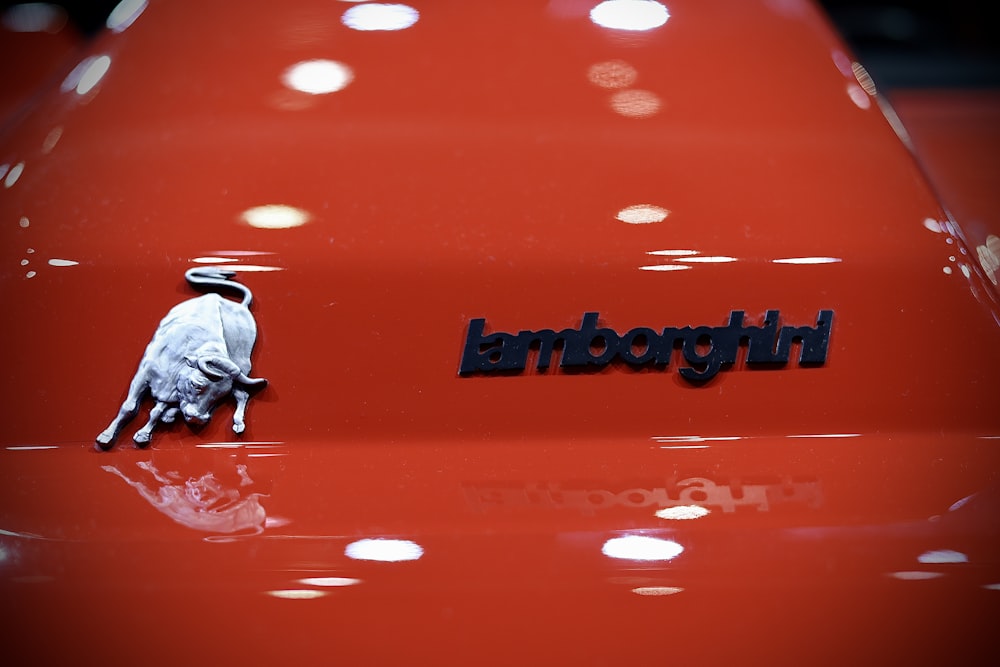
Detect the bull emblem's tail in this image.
<box><xmin>96</xmin><ymin>270</ymin><xmax>267</xmax><ymax>449</ymax></box>
<box><xmin>185</xmin><ymin>267</ymin><xmax>253</xmax><ymax>307</ymax></box>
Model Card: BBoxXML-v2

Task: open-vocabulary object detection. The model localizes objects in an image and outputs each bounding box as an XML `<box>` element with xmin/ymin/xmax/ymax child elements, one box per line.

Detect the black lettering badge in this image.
<box><xmin>459</xmin><ymin>310</ymin><xmax>833</xmax><ymax>383</ymax></box>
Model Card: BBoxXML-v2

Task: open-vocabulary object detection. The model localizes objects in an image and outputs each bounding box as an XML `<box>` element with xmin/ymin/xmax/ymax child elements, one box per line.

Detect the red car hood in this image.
<box><xmin>1</xmin><ymin>1</ymin><xmax>998</xmax><ymax>664</ymax></box>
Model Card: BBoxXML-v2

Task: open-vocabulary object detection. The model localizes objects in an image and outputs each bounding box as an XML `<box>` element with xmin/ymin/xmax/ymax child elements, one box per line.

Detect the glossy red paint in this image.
<box><xmin>1</xmin><ymin>1</ymin><xmax>998</xmax><ymax>664</ymax></box>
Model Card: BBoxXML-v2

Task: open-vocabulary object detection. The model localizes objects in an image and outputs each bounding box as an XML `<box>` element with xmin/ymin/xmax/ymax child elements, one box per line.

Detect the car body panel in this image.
<box><xmin>1</xmin><ymin>1</ymin><xmax>998</xmax><ymax>664</ymax></box>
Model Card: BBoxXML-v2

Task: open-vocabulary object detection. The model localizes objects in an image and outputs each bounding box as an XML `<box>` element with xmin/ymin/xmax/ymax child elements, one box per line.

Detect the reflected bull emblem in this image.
<box><xmin>96</xmin><ymin>268</ymin><xmax>267</xmax><ymax>449</ymax></box>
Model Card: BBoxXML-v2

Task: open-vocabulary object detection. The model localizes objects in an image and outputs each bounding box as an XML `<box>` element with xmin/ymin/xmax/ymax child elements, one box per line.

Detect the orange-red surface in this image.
<box><xmin>1</xmin><ymin>1</ymin><xmax>998</xmax><ymax>664</ymax></box>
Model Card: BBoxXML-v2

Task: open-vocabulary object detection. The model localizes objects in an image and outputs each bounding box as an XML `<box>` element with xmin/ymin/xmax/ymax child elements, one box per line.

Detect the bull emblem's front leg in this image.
<box><xmin>96</xmin><ymin>369</ymin><xmax>150</xmax><ymax>449</ymax></box>
<box><xmin>133</xmin><ymin>400</ymin><xmax>170</xmax><ymax>445</ymax></box>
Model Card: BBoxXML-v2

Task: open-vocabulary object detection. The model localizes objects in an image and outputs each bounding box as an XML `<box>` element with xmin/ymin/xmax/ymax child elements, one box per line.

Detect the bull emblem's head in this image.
<box><xmin>96</xmin><ymin>269</ymin><xmax>267</xmax><ymax>449</ymax></box>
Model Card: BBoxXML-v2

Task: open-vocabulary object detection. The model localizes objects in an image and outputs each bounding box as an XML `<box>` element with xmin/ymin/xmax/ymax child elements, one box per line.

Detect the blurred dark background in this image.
<box><xmin>4</xmin><ymin>0</ymin><xmax>1000</xmax><ymax>90</ymax></box>
<box><xmin>818</xmin><ymin>0</ymin><xmax>1000</xmax><ymax>88</ymax></box>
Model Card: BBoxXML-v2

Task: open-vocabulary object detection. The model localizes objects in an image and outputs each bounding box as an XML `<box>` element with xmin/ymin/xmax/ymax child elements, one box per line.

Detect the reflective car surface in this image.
<box><xmin>2</xmin><ymin>1</ymin><xmax>999</xmax><ymax>664</ymax></box>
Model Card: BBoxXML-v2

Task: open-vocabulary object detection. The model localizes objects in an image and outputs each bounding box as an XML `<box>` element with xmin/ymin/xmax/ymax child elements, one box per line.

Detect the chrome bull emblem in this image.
<box><xmin>96</xmin><ymin>268</ymin><xmax>267</xmax><ymax>449</ymax></box>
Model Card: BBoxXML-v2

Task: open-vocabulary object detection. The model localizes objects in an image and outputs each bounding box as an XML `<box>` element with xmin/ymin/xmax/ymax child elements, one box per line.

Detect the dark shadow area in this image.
<box><xmin>817</xmin><ymin>0</ymin><xmax>1000</xmax><ymax>89</ymax></box>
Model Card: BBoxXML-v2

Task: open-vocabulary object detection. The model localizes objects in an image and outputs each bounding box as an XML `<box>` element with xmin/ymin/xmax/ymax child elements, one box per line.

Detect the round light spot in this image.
<box><xmin>18</xmin><ymin>216</ymin><xmax>29</xmax><ymax>228</ymax></box>
<box><xmin>345</xmin><ymin>538</ymin><xmax>423</xmax><ymax>562</ymax></box>
<box><xmin>590</xmin><ymin>0</ymin><xmax>670</xmax><ymax>31</ymax></box>
<box><xmin>25</xmin><ymin>271</ymin><xmax>37</xmax><ymax>279</ymax></box>
<box><xmin>655</xmin><ymin>505</ymin><xmax>709</xmax><ymax>520</ymax></box>
<box><xmin>240</xmin><ymin>205</ymin><xmax>311</xmax><ymax>229</ymax></box>
<box><xmin>282</xmin><ymin>60</ymin><xmax>353</xmax><ymax>95</ymax></box>
<box><xmin>20</xmin><ymin>259</ymin><xmax>29</xmax><ymax>266</ymax></box>
<box><xmin>587</xmin><ymin>60</ymin><xmax>638</xmax><ymax>89</ymax></box>
<box><xmin>616</xmin><ymin>204</ymin><xmax>669</xmax><ymax>224</ymax></box>
<box><xmin>342</xmin><ymin>3</ymin><xmax>419</xmax><ymax>31</ymax></box>
<box><xmin>942</xmin><ymin>266</ymin><xmax>953</xmax><ymax>275</ymax></box>
<box><xmin>602</xmin><ymin>535</ymin><xmax>683</xmax><ymax>561</ymax></box>
<box><xmin>610</xmin><ymin>89</ymin><xmax>661</xmax><ymax>118</ymax></box>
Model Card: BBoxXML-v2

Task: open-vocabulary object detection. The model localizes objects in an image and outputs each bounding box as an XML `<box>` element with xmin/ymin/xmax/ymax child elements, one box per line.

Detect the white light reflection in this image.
<box><xmin>62</xmin><ymin>55</ymin><xmax>112</xmax><ymax>95</ymax></box>
<box><xmin>677</xmin><ymin>256</ymin><xmax>737</xmax><ymax>263</ymax></box>
<box><xmin>106</xmin><ymin>0</ymin><xmax>147</xmax><ymax>32</ymax></box>
<box><xmin>639</xmin><ymin>265</ymin><xmax>690</xmax><ymax>272</ymax></box>
<box><xmin>240</xmin><ymin>204</ymin><xmax>310</xmax><ymax>229</ymax></box>
<box><xmin>5</xmin><ymin>162</ymin><xmax>24</xmax><ymax>188</ymax></box>
<box><xmin>345</xmin><ymin>538</ymin><xmax>423</xmax><ymax>562</ymax></box>
<box><xmin>602</xmin><ymin>535</ymin><xmax>683</xmax><ymax>561</ymax></box>
<box><xmin>192</xmin><ymin>257</ymin><xmax>239</xmax><ymax>264</ymax></box>
<box><xmin>647</xmin><ymin>250</ymin><xmax>698</xmax><ymax>256</ymax></box>
<box><xmin>847</xmin><ymin>83</ymin><xmax>871</xmax><ymax>110</ymax></box>
<box><xmin>590</xmin><ymin>0</ymin><xmax>670</xmax><ymax>31</ymax></box>
<box><xmin>342</xmin><ymin>3</ymin><xmax>419</xmax><ymax>31</ymax></box>
<box><xmin>887</xmin><ymin>571</ymin><xmax>944</xmax><ymax>581</ymax></box>
<box><xmin>588</xmin><ymin>60</ymin><xmax>638</xmax><ymax>89</ymax></box>
<box><xmin>786</xmin><ymin>433</ymin><xmax>861</xmax><ymax>439</ymax></box>
<box><xmin>983</xmin><ymin>583</ymin><xmax>1000</xmax><ymax>591</ymax></box>
<box><xmin>282</xmin><ymin>60</ymin><xmax>353</xmax><ymax>95</ymax></box>
<box><xmin>41</xmin><ymin>126</ymin><xmax>62</xmax><ymax>153</ymax></box>
<box><xmin>657</xmin><ymin>444</ymin><xmax>708</xmax><ymax>449</ymax></box>
<box><xmin>217</xmin><ymin>265</ymin><xmax>284</xmax><ymax>273</ymax></box>
<box><xmin>77</xmin><ymin>56</ymin><xmax>112</xmax><ymax>94</ymax></box>
<box><xmin>610</xmin><ymin>89</ymin><xmax>661</xmax><ymax>118</ymax></box>
<box><xmin>266</xmin><ymin>589</ymin><xmax>329</xmax><ymax>600</ymax></box>
<box><xmin>852</xmin><ymin>62</ymin><xmax>877</xmax><ymax>95</ymax></box>
<box><xmin>632</xmin><ymin>586</ymin><xmax>684</xmax><ymax>596</ymax></box>
<box><xmin>2</xmin><ymin>3</ymin><xmax>67</xmax><ymax>32</ymax></box>
<box><xmin>772</xmin><ymin>257</ymin><xmax>842</xmax><ymax>265</ymax></box>
<box><xmin>298</xmin><ymin>577</ymin><xmax>362</xmax><ymax>587</ymax></box>
<box><xmin>6</xmin><ymin>445</ymin><xmax>58</xmax><ymax>451</ymax></box>
<box><xmin>922</xmin><ymin>218</ymin><xmax>943</xmax><ymax>233</ymax></box>
<box><xmin>655</xmin><ymin>505</ymin><xmax>709</xmax><ymax>520</ymax></box>
<box><xmin>917</xmin><ymin>550</ymin><xmax>968</xmax><ymax>564</ymax></box>
<box><xmin>653</xmin><ymin>435</ymin><xmax>740</xmax><ymax>442</ymax></box>
<box><xmin>48</xmin><ymin>259</ymin><xmax>78</xmax><ymax>267</ymax></box>
<box><xmin>616</xmin><ymin>204</ymin><xmax>668</xmax><ymax>224</ymax></box>
<box><xmin>19</xmin><ymin>216</ymin><xmax>29</xmax><ymax>227</ymax></box>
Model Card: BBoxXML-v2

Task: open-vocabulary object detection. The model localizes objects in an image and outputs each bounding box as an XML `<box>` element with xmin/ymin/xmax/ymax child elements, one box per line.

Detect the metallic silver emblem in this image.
<box><xmin>96</xmin><ymin>268</ymin><xmax>267</xmax><ymax>449</ymax></box>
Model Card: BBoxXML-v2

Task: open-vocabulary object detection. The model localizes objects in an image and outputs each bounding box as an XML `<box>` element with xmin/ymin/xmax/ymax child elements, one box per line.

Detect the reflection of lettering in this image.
<box><xmin>464</xmin><ymin>477</ymin><xmax>821</xmax><ymax>514</ymax></box>
<box><xmin>103</xmin><ymin>461</ymin><xmax>266</xmax><ymax>534</ymax></box>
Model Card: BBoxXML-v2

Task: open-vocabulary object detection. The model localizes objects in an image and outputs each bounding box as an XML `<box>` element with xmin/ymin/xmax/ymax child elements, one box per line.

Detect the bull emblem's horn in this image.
<box><xmin>237</xmin><ymin>373</ymin><xmax>267</xmax><ymax>387</ymax></box>
<box><xmin>197</xmin><ymin>355</ymin><xmax>242</xmax><ymax>380</ymax></box>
